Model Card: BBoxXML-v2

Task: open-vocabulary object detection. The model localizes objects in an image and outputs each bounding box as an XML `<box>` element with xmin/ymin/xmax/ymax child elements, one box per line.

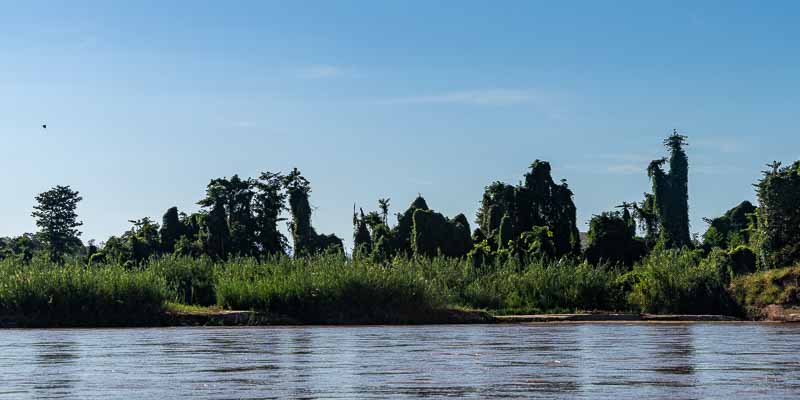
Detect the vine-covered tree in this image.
<box><xmin>159</xmin><ymin>206</ymin><xmax>182</xmax><ymax>254</ymax></box>
<box><xmin>754</xmin><ymin>160</ymin><xmax>800</xmax><ymax>268</ymax></box>
<box><xmin>702</xmin><ymin>201</ymin><xmax>756</xmax><ymax>251</ymax></box>
<box><xmin>584</xmin><ymin>211</ymin><xmax>646</xmax><ymax>267</ymax></box>
<box><xmin>205</xmin><ymin>199</ymin><xmax>230</xmax><ymax>260</ymax></box>
<box><xmin>252</xmin><ymin>171</ymin><xmax>288</xmax><ymax>256</ymax></box>
<box><xmin>475</xmin><ymin>160</ymin><xmax>580</xmax><ymax>257</ymax></box>
<box><xmin>31</xmin><ymin>185</ymin><xmax>83</xmax><ymax>263</ymax></box>
<box><xmin>411</xmin><ymin>210</ymin><xmax>472</xmax><ymax>258</ymax></box>
<box><xmin>646</xmin><ymin>131</ymin><xmax>691</xmax><ymax>248</ymax></box>
<box><xmin>353</xmin><ymin>207</ymin><xmax>373</xmax><ymax>256</ymax></box>
<box><xmin>283</xmin><ymin>168</ymin><xmax>343</xmax><ymax>256</ymax></box>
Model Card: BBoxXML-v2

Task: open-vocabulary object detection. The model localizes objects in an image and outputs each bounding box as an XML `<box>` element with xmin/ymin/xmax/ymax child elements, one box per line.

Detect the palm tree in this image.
<box><xmin>378</xmin><ymin>198</ymin><xmax>390</xmax><ymax>225</ymax></box>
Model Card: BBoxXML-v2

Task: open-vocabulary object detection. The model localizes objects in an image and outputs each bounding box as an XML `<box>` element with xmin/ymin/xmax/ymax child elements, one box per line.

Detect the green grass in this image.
<box><xmin>0</xmin><ymin>258</ymin><xmax>167</xmax><ymax>326</ymax></box>
<box><xmin>0</xmin><ymin>248</ymin><xmax>772</xmax><ymax>325</ymax></box>
<box><xmin>729</xmin><ymin>265</ymin><xmax>800</xmax><ymax>308</ymax></box>
<box><xmin>625</xmin><ymin>249</ymin><xmax>739</xmax><ymax>315</ymax></box>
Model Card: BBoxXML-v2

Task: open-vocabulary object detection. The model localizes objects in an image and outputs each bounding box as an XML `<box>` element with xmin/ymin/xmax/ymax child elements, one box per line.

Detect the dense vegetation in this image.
<box><xmin>1</xmin><ymin>131</ymin><xmax>799</xmax><ymax>324</ymax></box>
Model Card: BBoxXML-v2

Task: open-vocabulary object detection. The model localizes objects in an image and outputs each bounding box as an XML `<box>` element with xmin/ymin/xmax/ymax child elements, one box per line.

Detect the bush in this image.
<box><xmin>729</xmin><ymin>265</ymin><xmax>800</xmax><ymax>308</ymax></box>
<box><xmin>627</xmin><ymin>249</ymin><xmax>738</xmax><ymax>315</ymax></box>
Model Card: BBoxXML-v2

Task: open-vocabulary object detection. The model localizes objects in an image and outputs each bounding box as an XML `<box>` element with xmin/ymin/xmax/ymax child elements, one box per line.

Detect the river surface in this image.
<box><xmin>1</xmin><ymin>323</ymin><xmax>799</xmax><ymax>399</ymax></box>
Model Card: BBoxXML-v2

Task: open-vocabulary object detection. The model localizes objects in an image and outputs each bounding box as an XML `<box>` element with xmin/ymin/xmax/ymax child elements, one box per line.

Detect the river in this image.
<box><xmin>1</xmin><ymin>323</ymin><xmax>799</xmax><ymax>399</ymax></box>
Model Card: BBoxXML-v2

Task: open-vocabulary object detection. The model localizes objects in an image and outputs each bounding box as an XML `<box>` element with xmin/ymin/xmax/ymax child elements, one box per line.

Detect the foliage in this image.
<box><xmin>645</xmin><ymin>131</ymin><xmax>691</xmax><ymax>249</ymax></box>
<box><xmin>215</xmin><ymin>254</ymin><xmax>444</xmax><ymax>323</ymax></box>
<box><xmin>160</xmin><ymin>207</ymin><xmax>181</xmax><ymax>254</ymax></box>
<box><xmin>352</xmin><ymin>208</ymin><xmax>373</xmax><ymax>256</ymax></box>
<box><xmin>754</xmin><ymin>161</ymin><xmax>800</xmax><ymax>269</ymax></box>
<box><xmin>283</xmin><ymin>168</ymin><xmax>343</xmax><ymax>256</ymax></box>
<box><xmin>476</xmin><ymin>160</ymin><xmax>580</xmax><ymax>258</ymax></box>
<box><xmin>585</xmin><ymin>211</ymin><xmax>646</xmax><ymax>267</ymax></box>
<box><xmin>411</xmin><ymin>210</ymin><xmax>472</xmax><ymax>258</ymax></box>
<box><xmin>702</xmin><ymin>201</ymin><xmax>756</xmax><ymax>251</ymax></box>
<box><xmin>31</xmin><ymin>185</ymin><xmax>83</xmax><ymax>263</ymax></box>
<box><xmin>0</xmin><ymin>258</ymin><xmax>166</xmax><ymax>325</ymax></box>
<box><xmin>729</xmin><ymin>264</ymin><xmax>800</xmax><ymax>309</ymax></box>
<box><xmin>626</xmin><ymin>249</ymin><xmax>738</xmax><ymax>315</ymax></box>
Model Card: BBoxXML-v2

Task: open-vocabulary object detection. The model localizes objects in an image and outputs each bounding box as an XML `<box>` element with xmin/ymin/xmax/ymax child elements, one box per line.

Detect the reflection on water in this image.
<box><xmin>1</xmin><ymin>323</ymin><xmax>800</xmax><ymax>399</ymax></box>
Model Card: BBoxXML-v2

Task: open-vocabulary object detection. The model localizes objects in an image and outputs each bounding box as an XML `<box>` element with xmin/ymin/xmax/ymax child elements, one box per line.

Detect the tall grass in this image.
<box><xmin>215</xmin><ymin>254</ymin><xmax>445</xmax><ymax>323</ymax></box>
<box><xmin>213</xmin><ymin>255</ymin><xmax>625</xmax><ymax>318</ymax></box>
<box><xmin>0</xmin><ymin>258</ymin><xmax>167</xmax><ymax>326</ymax></box>
<box><xmin>0</xmin><ymin>248</ymin><xmax>757</xmax><ymax>325</ymax></box>
<box><xmin>729</xmin><ymin>265</ymin><xmax>800</xmax><ymax>308</ymax></box>
<box><xmin>626</xmin><ymin>249</ymin><xmax>739</xmax><ymax>315</ymax></box>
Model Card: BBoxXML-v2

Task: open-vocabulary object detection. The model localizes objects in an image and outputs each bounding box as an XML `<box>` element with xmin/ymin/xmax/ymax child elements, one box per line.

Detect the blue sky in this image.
<box><xmin>2</xmin><ymin>1</ymin><xmax>799</xmax><ymax>248</ymax></box>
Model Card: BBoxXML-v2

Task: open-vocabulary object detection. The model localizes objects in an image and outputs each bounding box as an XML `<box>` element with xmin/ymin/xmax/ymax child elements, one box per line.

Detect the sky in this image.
<box><xmin>2</xmin><ymin>1</ymin><xmax>799</xmax><ymax>249</ymax></box>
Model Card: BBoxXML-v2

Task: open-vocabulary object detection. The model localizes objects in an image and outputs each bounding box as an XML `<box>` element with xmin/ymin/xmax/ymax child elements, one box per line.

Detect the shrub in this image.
<box><xmin>627</xmin><ymin>249</ymin><xmax>738</xmax><ymax>315</ymax></box>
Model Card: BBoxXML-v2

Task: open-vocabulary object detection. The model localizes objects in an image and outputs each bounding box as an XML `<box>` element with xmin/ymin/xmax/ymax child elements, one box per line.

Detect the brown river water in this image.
<box><xmin>1</xmin><ymin>323</ymin><xmax>799</xmax><ymax>399</ymax></box>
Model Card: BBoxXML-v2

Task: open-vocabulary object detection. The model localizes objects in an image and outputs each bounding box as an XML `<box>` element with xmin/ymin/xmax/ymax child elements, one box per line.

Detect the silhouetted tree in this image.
<box><xmin>31</xmin><ymin>185</ymin><xmax>83</xmax><ymax>263</ymax></box>
<box><xmin>160</xmin><ymin>206</ymin><xmax>182</xmax><ymax>254</ymax></box>
<box><xmin>646</xmin><ymin>131</ymin><xmax>691</xmax><ymax>248</ymax></box>
<box><xmin>205</xmin><ymin>199</ymin><xmax>230</xmax><ymax>259</ymax></box>
<box><xmin>283</xmin><ymin>168</ymin><xmax>343</xmax><ymax>256</ymax></box>
<box><xmin>353</xmin><ymin>207</ymin><xmax>373</xmax><ymax>256</ymax></box>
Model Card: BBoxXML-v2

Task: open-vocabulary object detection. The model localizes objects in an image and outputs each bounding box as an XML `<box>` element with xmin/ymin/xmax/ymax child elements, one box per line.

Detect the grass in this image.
<box><xmin>729</xmin><ymin>265</ymin><xmax>800</xmax><ymax>309</ymax></box>
<box><xmin>625</xmin><ymin>249</ymin><xmax>739</xmax><ymax>315</ymax></box>
<box><xmin>1</xmin><ymin>248</ymin><xmax>785</xmax><ymax>325</ymax></box>
<box><xmin>0</xmin><ymin>258</ymin><xmax>167</xmax><ymax>326</ymax></box>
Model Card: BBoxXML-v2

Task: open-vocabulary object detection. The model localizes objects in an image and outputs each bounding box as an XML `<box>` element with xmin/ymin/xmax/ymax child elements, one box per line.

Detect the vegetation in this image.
<box><xmin>2</xmin><ymin>130</ymin><xmax>800</xmax><ymax>324</ymax></box>
<box><xmin>0</xmin><ymin>258</ymin><xmax>166</xmax><ymax>326</ymax></box>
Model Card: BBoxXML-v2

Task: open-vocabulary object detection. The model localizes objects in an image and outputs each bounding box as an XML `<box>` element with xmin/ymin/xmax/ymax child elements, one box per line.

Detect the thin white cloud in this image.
<box><xmin>694</xmin><ymin>137</ymin><xmax>745</xmax><ymax>154</ymax></box>
<box><xmin>232</xmin><ymin>121</ymin><xmax>256</xmax><ymax>128</ymax></box>
<box><xmin>379</xmin><ymin>89</ymin><xmax>540</xmax><ymax>106</ymax></box>
<box><xmin>606</xmin><ymin>164</ymin><xmax>643</xmax><ymax>174</ymax></box>
<box><xmin>297</xmin><ymin>65</ymin><xmax>346</xmax><ymax>79</ymax></box>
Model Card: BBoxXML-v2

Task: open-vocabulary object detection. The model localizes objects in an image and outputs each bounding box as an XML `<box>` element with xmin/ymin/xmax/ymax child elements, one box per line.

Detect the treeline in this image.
<box><xmin>2</xmin><ymin>131</ymin><xmax>800</xmax><ymax>278</ymax></box>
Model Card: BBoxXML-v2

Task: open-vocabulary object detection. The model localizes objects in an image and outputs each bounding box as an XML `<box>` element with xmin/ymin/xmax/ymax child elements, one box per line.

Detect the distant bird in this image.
<box><xmin>42</xmin><ymin>124</ymin><xmax>47</xmax><ymax>129</ymax></box>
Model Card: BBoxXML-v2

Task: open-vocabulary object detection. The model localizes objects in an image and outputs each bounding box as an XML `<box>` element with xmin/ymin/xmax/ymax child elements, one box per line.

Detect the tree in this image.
<box><xmin>31</xmin><ymin>185</ymin><xmax>83</xmax><ymax>263</ymax></box>
<box><xmin>389</xmin><ymin>195</ymin><xmax>429</xmax><ymax>257</ymax></box>
<box><xmin>283</xmin><ymin>168</ymin><xmax>343</xmax><ymax>256</ymax></box>
<box><xmin>160</xmin><ymin>206</ymin><xmax>182</xmax><ymax>254</ymax></box>
<box><xmin>701</xmin><ymin>201</ymin><xmax>756</xmax><ymax>251</ymax></box>
<box><xmin>205</xmin><ymin>199</ymin><xmax>230</xmax><ymax>259</ymax></box>
<box><xmin>754</xmin><ymin>160</ymin><xmax>800</xmax><ymax>268</ymax></box>
<box><xmin>378</xmin><ymin>198</ymin><xmax>391</xmax><ymax>224</ymax></box>
<box><xmin>475</xmin><ymin>160</ymin><xmax>580</xmax><ymax>257</ymax></box>
<box><xmin>253</xmin><ymin>171</ymin><xmax>288</xmax><ymax>256</ymax></box>
<box><xmin>198</xmin><ymin>175</ymin><xmax>257</xmax><ymax>257</ymax></box>
<box><xmin>411</xmin><ymin>209</ymin><xmax>472</xmax><ymax>258</ymax></box>
<box><xmin>584</xmin><ymin>211</ymin><xmax>646</xmax><ymax>267</ymax></box>
<box><xmin>646</xmin><ymin>131</ymin><xmax>691</xmax><ymax>248</ymax></box>
<box><xmin>353</xmin><ymin>207</ymin><xmax>373</xmax><ymax>256</ymax></box>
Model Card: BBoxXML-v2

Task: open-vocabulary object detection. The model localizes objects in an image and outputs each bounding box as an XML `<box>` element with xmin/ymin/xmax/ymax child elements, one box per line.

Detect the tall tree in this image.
<box><xmin>160</xmin><ymin>206</ymin><xmax>182</xmax><ymax>254</ymax></box>
<box><xmin>378</xmin><ymin>198</ymin><xmax>391</xmax><ymax>224</ymax></box>
<box><xmin>754</xmin><ymin>161</ymin><xmax>800</xmax><ymax>268</ymax></box>
<box><xmin>31</xmin><ymin>185</ymin><xmax>83</xmax><ymax>263</ymax></box>
<box><xmin>646</xmin><ymin>131</ymin><xmax>691</xmax><ymax>248</ymax></box>
<box><xmin>205</xmin><ymin>199</ymin><xmax>230</xmax><ymax>259</ymax></box>
<box><xmin>253</xmin><ymin>171</ymin><xmax>288</xmax><ymax>256</ymax></box>
<box><xmin>283</xmin><ymin>168</ymin><xmax>343</xmax><ymax>256</ymax></box>
<box><xmin>476</xmin><ymin>160</ymin><xmax>580</xmax><ymax>256</ymax></box>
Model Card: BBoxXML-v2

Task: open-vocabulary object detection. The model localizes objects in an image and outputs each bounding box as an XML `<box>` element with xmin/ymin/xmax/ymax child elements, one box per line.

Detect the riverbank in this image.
<box><xmin>6</xmin><ymin>308</ymin><xmax>794</xmax><ymax>328</ymax></box>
